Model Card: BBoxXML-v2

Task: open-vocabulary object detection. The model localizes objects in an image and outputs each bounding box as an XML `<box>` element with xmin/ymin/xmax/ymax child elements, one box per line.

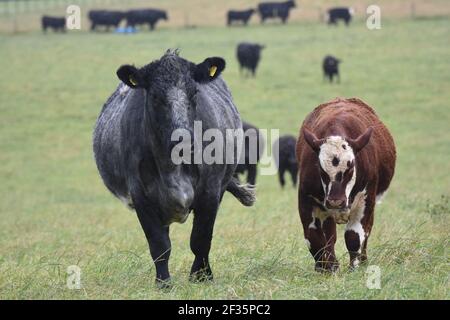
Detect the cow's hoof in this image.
<box><xmin>315</xmin><ymin>261</ymin><xmax>339</xmax><ymax>273</ymax></box>
<box><xmin>189</xmin><ymin>268</ymin><xmax>214</xmax><ymax>283</ymax></box>
<box><xmin>155</xmin><ymin>277</ymin><xmax>172</xmax><ymax>290</ymax></box>
<box><xmin>348</xmin><ymin>256</ymin><xmax>367</xmax><ymax>272</ymax></box>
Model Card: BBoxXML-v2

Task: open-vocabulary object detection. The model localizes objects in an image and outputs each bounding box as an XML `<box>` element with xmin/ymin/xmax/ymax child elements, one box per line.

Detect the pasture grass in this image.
<box><xmin>0</xmin><ymin>16</ymin><xmax>449</xmax><ymax>299</ymax></box>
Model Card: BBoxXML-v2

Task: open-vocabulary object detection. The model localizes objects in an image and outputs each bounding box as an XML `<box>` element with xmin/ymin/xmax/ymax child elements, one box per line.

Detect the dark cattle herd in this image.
<box><xmin>87</xmin><ymin>9</ymin><xmax>168</xmax><ymax>31</ymax></box>
<box><xmin>326</xmin><ymin>7</ymin><xmax>355</xmax><ymax>26</ymax></box>
<box><xmin>88</xmin><ymin>10</ymin><xmax>125</xmax><ymax>31</ymax></box>
<box><xmin>41</xmin><ymin>16</ymin><xmax>66</xmax><ymax>32</ymax></box>
<box><xmin>126</xmin><ymin>9</ymin><xmax>168</xmax><ymax>30</ymax></box>
<box><xmin>86</xmin><ymin>1</ymin><xmax>398</xmax><ymax>288</ymax></box>
<box><xmin>227</xmin><ymin>9</ymin><xmax>256</xmax><ymax>26</ymax></box>
<box><xmin>258</xmin><ymin>0</ymin><xmax>297</xmax><ymax>24</ymax></box>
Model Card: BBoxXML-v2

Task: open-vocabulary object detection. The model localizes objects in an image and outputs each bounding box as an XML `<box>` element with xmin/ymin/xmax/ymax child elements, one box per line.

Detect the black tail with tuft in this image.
<box><xmin>226</xmin><ymin>176</ymin><xmax>256</xmax><ymax>206</ymax></box>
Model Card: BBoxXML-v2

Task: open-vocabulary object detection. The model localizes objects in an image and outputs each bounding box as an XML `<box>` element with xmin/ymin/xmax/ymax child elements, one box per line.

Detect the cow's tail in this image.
<box><xmin>226</xmin><ymin>176</ymin><xmax>256</xmax><ymax>206</ymax></box>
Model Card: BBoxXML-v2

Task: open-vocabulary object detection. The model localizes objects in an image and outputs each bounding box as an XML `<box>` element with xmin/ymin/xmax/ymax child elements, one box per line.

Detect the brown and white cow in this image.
<box><xmin>296</xmin><ymin>98</ymin><xmax>396</xmax><ymax>272</ymax></box>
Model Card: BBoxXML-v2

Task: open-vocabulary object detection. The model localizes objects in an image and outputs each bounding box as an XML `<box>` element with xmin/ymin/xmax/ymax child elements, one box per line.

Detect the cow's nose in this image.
<box><xmin>326</xmin><ymin>199</ymin><xmax>345</xmax><ymax>209</ymax></box>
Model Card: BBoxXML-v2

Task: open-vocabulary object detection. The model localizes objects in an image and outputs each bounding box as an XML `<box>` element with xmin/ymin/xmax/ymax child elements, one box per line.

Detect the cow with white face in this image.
<box><xmin>296</xmin><ymin>98</ymin><xmax>396</xmax><ymax>272</ymax></box>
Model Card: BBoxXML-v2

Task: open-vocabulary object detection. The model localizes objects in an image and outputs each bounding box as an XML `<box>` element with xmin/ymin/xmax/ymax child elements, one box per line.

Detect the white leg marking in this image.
<box><xmin>308</xmin><ymin>218</ymin><xmax>317</xmax><ymax>230</ymax></box>
<box><xmin>376</xmin><ymin>192</ymin><xmax>386</xmax><ymax>204</ymax></box>
<box><xmin>346</xmin><ymin>189</ymin><xmax>367</xmax><ymax>252</ymax></box>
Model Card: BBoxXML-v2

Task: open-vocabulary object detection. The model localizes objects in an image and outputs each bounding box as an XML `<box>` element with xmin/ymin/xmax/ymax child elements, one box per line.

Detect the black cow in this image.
<box><xmin>42</xmin><ymin>16</ymin><xmax>66</xmax><ymax>33</ymax></box>
<box><xmin>273</xmin><ymin>135</ymin><xmax>298</xmax><ymax>188</ymax></box>
<box><xmin>227</xmin><ymin>9</ymin><xmax>255</xmax><ymax>26</ymax></box>
<box><xmin>93</xmin><ymin>50</ymin><xmax>255</xmax><ymax>288</ymax></box>
<box><xmin>237</xmin><ymin>43</ymin><xmax>265</xmax><ymax>77</ymax></box>
<box><xmin>327</xmin><ymin>7</ymin><xmax>354</xmax><ymax>26</ymax></box>
<box><xmin>88</xmin><ymin>10</ymin><xmax>125</xmax><ymax>31</ymax></box>
<box><xmin>257</xmin><ymin>0</ymin><xmax>296</xmax><ymax>24</ymax></box>
<box><xmin>323</xmin><ymin>55</ymin><xmax>341</xmax><ymax>83</ymax></box>
<box><xmin>234</xmin><ymin>121</ymin><xmax>265</xmax><ymax>186</ymax></box>
<box><xmin>126</xmin><ymin>9</ymin><xmax>168</xmax><ymax>30</ymax></box>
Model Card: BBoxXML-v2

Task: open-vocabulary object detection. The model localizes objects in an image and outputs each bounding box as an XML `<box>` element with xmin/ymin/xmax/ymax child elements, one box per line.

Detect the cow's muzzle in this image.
<box><xmin>325</xmin><ymin>198</ymin><xmax>346</xmax><ymax>210</ymax></box>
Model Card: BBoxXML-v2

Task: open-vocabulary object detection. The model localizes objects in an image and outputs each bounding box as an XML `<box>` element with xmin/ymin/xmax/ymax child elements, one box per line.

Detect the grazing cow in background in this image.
<box><xmin>273</xmin><ymin>135</ymin><xmax>298</xmax><ymax>188</ymax></box>
<box><xmin>234</xmin><ymin>121</ymin><xmax>265</xmax><ymax>185</ymax></box>
<box><xmin>258</xmin><ymin>0</ymin><xmax>296</xmax><ymax>24</ymax></box>
<box><xmin>42</xmin><ymin>16</ymin><xmax>66</xmax><ymax>33</ymax></box>
<box><xmin>296</xmin><ymin>98</ymin><xmax>396</xmax><ymax>272</ymax></box>
<box><xmin>93</xmin><ymin>50</ymin><xmax>255</xmax><ymax>288</ymax></box>
<box><xmin>323</xmin><ymin>55</ymin><xmax>341</xmax><ymax>83</ymax></box>
<box><xmin>327</xmin><ymin>7</ymin><xmax>354</xmax><ymax>26</ymax></box>
<box><xmin>237</xmin><ymin>43</ymin><xmax>265</xmax><ymax>77</ymax></box>
<box><xmin>88</xmin><ymin>10</ymin><xmax>125</xmax><ymax>31</ymax></box>
<box><xmin>126</xmin><ymin>9</ymin><xmax>168</xmax><ymax>30</ymax></box>
<box><xmin>227</xmin><ymin>9</ymin><xmax>255</xmax><ymax>26</ymax></box>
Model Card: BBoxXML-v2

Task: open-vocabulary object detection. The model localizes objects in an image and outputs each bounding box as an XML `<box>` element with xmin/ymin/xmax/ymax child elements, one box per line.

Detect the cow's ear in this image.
<box><xmin>303</xmin><ymin>128</ymin><xmax>324</xmax><ymax>153</ymax></box>
<box><xmin>347</xmin><ymin>127</ymin><xmax>373</xmax><ymax>153</ymax></box>
<box><xmin>116</xmin><ymin>65</ymin><xmax>144</xmax><ymax>88</ymax></box>
<box><xmin>193</xmin><ymin>57</ymin><xmax>226</xmax><ymax>83</ymax></box>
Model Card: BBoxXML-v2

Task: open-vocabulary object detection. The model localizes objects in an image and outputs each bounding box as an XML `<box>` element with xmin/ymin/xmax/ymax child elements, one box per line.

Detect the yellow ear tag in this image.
<box><xmin>129</xmin><ymin>76</ymin><xmax>138</xmax><ymax>86</ymax></box>
<box><xmin>209</xmin><ymin>66</ymin><xmax>217</xmax><ymax>77</ymax></box>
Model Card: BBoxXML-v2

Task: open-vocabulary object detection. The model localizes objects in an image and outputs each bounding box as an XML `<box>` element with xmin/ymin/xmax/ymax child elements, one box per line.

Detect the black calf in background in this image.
<box><xmin>273</xmin><ymin>135</ymin><xmax>298</xmax><ymax>188</ymax></box>
<box><xmin>323</xmin><ymin>55</ymin><xmax>341</xmax><ymax>83</ymax></box>
<box><xmin>234</xmin><ymin>121</ymin><xmax>265</xmax><ymax>185</ymax></box>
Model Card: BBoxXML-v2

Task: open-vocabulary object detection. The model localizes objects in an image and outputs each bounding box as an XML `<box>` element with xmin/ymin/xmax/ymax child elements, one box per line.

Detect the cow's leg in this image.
<box><xmin>190</xmin><ymin>193</ymin><xmax>220</xmax><ymax>282</ymax></box>
<box><xmin>300</xmin><ymin>194</ymin><xmax>338</xmax><ymax>272</ymax></box>
<box><xmin>247</xmin><ymin>164</ymin><xmax>257</xmax><ymax>185</ymax></box>
<box><xmin>290</xmin><ymin>167</ymin><xmax>298</xmax><ymax>187</ymax></box>
<box><xmin>278</xmin><ymin>167</ymin><xmax>286</xmax><ymax>188</ymax></box>
<box><xmin>321</xmin><ymin>217</ymin><xmax>338</xmax><ymax>271</ymax></box>
<box><xmin>360</xmin><ymin>213</ymin><xmax>374</xmax><ymax>263</ymax></box>
<box><xmin>336</xmin><ymin>72</ymin><xmax>340</xmax><ymax>84</ymax></box>
<box><xmin>130</xmin><ymin>184</ymin><xmax>171</xmax><ymax>288</ymax></box>
<box><xmin>304</xmin><ymin>216</ymin><xmax>338</xmax><ymax>272</ymax></box>
<box><xmin>345</xmin><ymin>192</ymin><xmax>375</xmax><ymax>269</ymax></box>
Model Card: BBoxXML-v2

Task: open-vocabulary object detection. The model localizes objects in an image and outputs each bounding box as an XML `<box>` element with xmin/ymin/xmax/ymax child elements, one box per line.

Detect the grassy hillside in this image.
<box><xmin>0</xmin><ymin>15</ymin><xmax>449</xmax><ymax>299</ymax></box>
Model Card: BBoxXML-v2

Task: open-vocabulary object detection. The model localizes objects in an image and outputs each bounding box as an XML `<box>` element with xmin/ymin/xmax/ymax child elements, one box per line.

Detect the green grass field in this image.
<box><xmin>0</xmin><ymin>15</ymin><xmax>449</xmax><ymax>299</ymax></box>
